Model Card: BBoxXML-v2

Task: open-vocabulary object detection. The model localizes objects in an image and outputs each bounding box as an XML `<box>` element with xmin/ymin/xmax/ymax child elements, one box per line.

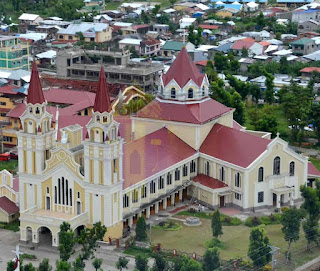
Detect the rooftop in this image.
<box><xmin>0</xmin><ymin>196</ymin><xmax>19</xmax><ymax>215</ymax></box>
<box><xmin>193</xmin><ymin>174</ymin><xmax>228</xmax><ymax>190</ymax></box>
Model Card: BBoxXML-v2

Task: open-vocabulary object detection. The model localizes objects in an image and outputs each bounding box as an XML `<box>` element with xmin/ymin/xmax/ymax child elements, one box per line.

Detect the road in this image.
<box><xmin>0</xmin><ymin>229</ymin><xmax>149</xmax><ymax>270</ymax></box>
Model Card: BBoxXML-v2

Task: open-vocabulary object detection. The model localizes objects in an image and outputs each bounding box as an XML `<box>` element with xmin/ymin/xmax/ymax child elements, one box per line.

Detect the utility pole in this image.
<box><xmin>268</xmin><ymin>245</ymin><xmax>280</xmax><ymax>271</ymax></box>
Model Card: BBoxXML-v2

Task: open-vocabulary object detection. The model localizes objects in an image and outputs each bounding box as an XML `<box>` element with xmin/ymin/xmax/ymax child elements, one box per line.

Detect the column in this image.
<box><xmin>276</xmin><ymin>194</ymin><xmax>281</xmax><ymax>209</ymax></box>
<box><xmin>155</xmin><ymin>202</ymin><xmax>159</xmax><ymax>213</ymax></box>
<box><xmin>179</xmin><ymin>190</ymin><xmax>183</xmax><ymax>201</ymax></box>
<box><xmin>163</xmin><ymin>198</ymin><xmax>167</xmax><ymax>210</ymax></box>
<box><xmin>146</xmin><ymin>206</ymin><xmax>150</xmax><ymax>218</ymax></box>
<box><xmin>138</xmin><ymin>211</ymin><xmax>142</xmax><ymax>217</ymax></box>
<box><xmin>52</xmin><ymin>233</ymin><xmax>59</xmax><ymax>247</ymax></box>
<box><xmin>171</xmin><ymin>194</ymin><xmax>175</xmax><ymax>206</ymax></box>
<box><xmin>32</xmin><ymin>229</ymin><xmax>39</xmax><ymax>244</ymax></box>
<box><xmin>128</xmin><ymin>216</ymin><xmax>133</xmax><ymax>227</ymax></box>
<box><xmin>20</xmin><ymin>228</ymin><xmax>27</xmax><ymax>242</ymax></box>
<box><xmin>290</xmin><ymin>193</ymin><xmax>294</xmax><ymax>206</ymax></box>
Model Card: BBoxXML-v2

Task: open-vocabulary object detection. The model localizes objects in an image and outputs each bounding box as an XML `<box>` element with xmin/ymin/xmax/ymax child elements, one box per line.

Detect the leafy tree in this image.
<box><xmin>213</xmin><ymin>52</ymin><xmax>229</xmax><ymax>72</ymax></box>
<box><xmin>230</xmin><ymin>59</ymin><xmax>240</xmax><ymax>73</ymax></box>
<box><xmin>241</xmin><ymin>47</ymin><xmax>248</xmax><ymax>57</ymax></box>
<box><xmin>205</xmin><ymin>61</ymin><xmax>218</xmax><ymax>83</ymax></box>
<box><xmin>136</xmin><ymin>216</ymin><xmax>147</xmax><ymax>241</ymax></box>
<box><xmin>202</xmin><ymin>247</ymin><xmax>220</xmax><ymax>271</ymax></box>
<box><xmin>180</xmin><ymin>256</ymin><xmax>202</xmax><ymax>271</ymax></box>
<box><xmin>116</xmin><ymin>256</ymin><xmax>129</xmax><ymax>270</ymax></box>
<box><xmin>6</xmin><ymin>261</ymin><xmax>14</xmax><ymax>271</ymax></box>
<box><xmin>281</xmin><ymin>207</ymin><xmax>302</xmax><ymax>262</ymax></box>
<box><xmin>280</xmin><ymin>56</ymin><xmax>289</xmax><ymax>74</ymax></box>
<box><xmin>23</xmin><ymin>263</ymin><xmax>36</xmax><ymax>271</ymax></box>
<box><xmin>151</xmin><ymin>5</ymin><xmax>161</xmax><ymax>16</ymax></box>
<box><xmin>248</xmin><ymin>226</ymin><xmax>271</xmax><ymax>269</ymax></box>
<box><xmin>303</xmin><ymin>217</ymin><xmax>319</xmax><ymax>251</ymax></box>
<box><xmin>59</xmin><ymin>222</ymin><xmax>76</xmax><ymax>261</ymax></box>
<box><xmin>141</xmin><ymin>10</ymin><xmax>151</xmax><ymax>24</ymax></box>
<box><xmin>38</xmin><ymin>258</ymin><xmax>52</xmax><ymax>271</ymax></box>
<box><xmin>264</xmin><ymin>70</ymin><xmax>275</xmax><ymax>104</ymax></box>
<box><xmin>92</xmin><ymin>258</ymin><xmax>103</xmax><ymax>271</ymax></box>
<box><xmin>211</xmin><ymin>210</ymin><xmax>223</xmax><ymax>238</ymax></box>
<box><xmin>256</xmin><ymin>12</ymin><xmax>265</xmax><ymax>29</ymax></box>
<box><xmin>152</xmin><ymin>253</ymin><xmax>167</xmax><ymax>271</ymax></box>
<box><xmin>231</xmin><ymin>90</ymin><xmax>246</xmax><ymax>125</ymax></box>
<box><xmin>187</xmin><ymin>25</ymin><xmax>203</xmax><ymax>47</ymax></box>
<box><xmin>169</xmin><ymin>0</ymin><xmax>177</xmax><ymax>6</ymax></box>
<box><xmin>255</xmin><ymin>114</ymin><xmax>278</xmax><ymax>136</ymax></box>
<box><xmin>310</xmin><ymin>103</ymin><xmax>320</xmax><ymax>141</ymax></box>
<box><xmin>135</xmin><ymin>254</ymin><xmax>148</xmax><ymax>271</ymax></box>
<box><xmin>129</xmin><ymin>47</ymin><xmax>139</xmax><ymax>58</ymax></box>
<box><xmin>56</xmin><ymin>260</ymin><xmax>71</xmax><ymax>271</ymax></box>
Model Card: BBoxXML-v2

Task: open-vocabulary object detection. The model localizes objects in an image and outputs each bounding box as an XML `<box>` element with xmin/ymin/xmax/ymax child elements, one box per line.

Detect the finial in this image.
<box><xmin>276</xmin><ymin>132</ymin><xmax>280</xmax><ymax>138</ymax></box>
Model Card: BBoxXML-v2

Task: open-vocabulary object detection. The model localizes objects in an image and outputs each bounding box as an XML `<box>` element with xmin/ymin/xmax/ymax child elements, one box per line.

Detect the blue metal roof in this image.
<box><xmin>296</xmin><ymin>9</ymin><xmax>318</xmax><ymax>13</ymax></box>
<box><xmin>215</xmin><ymin>3</ymin><xmax>243</xmax><ymax>10</ymax></box>
<box><xmin>277</xmin><ymin>0</ymin><xmax>313</xmax><ymax>3</ymax></box>
<box><xmin>211</xmin><ymin>0</ymin><xmax>266</xmax><ymax>3</ymax></box>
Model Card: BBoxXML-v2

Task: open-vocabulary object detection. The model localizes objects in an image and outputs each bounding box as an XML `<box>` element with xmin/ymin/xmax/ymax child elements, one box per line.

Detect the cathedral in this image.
<box><xmin>18</xmin><ymin>47</ymin><xmax>319</xmax><ymax>246</ymax></box>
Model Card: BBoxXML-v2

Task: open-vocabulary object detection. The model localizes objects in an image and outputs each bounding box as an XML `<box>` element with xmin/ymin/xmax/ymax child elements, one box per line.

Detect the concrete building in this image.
<box><xmin>0</xmin><ymin>36</ymin><xmax>30</xmax><ymax>71</ymax></box>
<box><xmin>298</xmin><ymin>20</ymin><xmax>320</xmax><ymax>34</ymax></box>
<box><xmin>292</xmin><ymin>9</ymin><xmax>320</xmax><ymax>23</ymax></box>
<box><xmin>56</xmin><ymin>48</ymin><xmax>164</xmax><ymax>92</ymax></box>
<box><xmin>290</xmin><ymin>37</ymin><xmax>318</xmax><ymax>55</ymax></box>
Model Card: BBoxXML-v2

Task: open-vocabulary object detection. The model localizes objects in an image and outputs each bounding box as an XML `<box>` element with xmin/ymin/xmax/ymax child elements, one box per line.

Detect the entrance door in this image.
<box><xmin>220</xmin><ymin>196</ymin><xmax>225</xmax><ymax>207</ymax></box>
<box><xmin>273</xmin><ymin>193</ymin><xmax>277</xmax><ymax>206</ymax></box>
<box><xmin>46</xmin><ymin>196</ymin><xmax>50</xmax><ymax>210</ymax></box>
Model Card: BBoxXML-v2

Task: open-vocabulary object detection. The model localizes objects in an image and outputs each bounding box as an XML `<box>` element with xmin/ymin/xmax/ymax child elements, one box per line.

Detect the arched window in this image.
<box><xmin>219</xmin><ymin>167</ymin><xmax>225</xmax><ymax>182</ymax></box>
<box><xmin>205</xmin><ymin>161</ymin><xmax>210</xmax><ymax>176</ymax></box>
<box><xmin>171</xmin><ymin>88</ymin><xmax>176</xmax><ymax>98</ymax></box>
<box><xmin>258</xmin><ymin>167</ymin><xmax>264</xmax><ymax>182</ymax></box>
<box><xmin>290</xmin><ymin>161</ymin><xmax>295</xmax><ymax>176</ymax></box>
<box><xmin>35</xmin><ymin>107</ymin><xmax>40</xmax><ymax>114</ymax></box>
<box><xmin>235</xmin><ymin>172</ymin><xmax>241</xmax><ymax>187</ymax></box>
<box><xmin>188</xmin><ymin>88</ymin><xmax>194</xmax><ymax>99</ymax></box>
<box><xmin>273</xmin><ymin>156</ymin><xmax>281</xmax><ymax>175</ymax></box>
<box><xmin>190</xmin><ymin>160</ymin><xmax>196</xmax><ymax>173</ymax></box>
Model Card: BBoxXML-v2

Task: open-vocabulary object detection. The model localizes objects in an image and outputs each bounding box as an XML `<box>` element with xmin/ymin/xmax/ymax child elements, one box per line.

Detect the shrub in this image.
<box><xmin>245</xmin><ymin>216</ymin><xmax>261</xmax><ymax>227</ymax></box>
<box><xmin>260</xmin><ymin>216</ymin><xmax>271</xmax><ymax>225</ymax></box>
<box><xmin>205</xmin><ymin>237</ymin><xmax>226</xmax><ymax>249</ymax></box>
<box><xmin>189</xmin><ymin>208</ymin><xmax>197</xmax><ymax>213</ymax></box>
<box><xmin>269</xmin><ymin>214</ymin><xmax>275</xmax><ymax>222</ymax></box>
<box><xmin>281</xmin><ymin>206</ymin><xmax>289</xmax><ymax>213</ymax></box>
<box><xmin>158</xmin><ymin>221</ymin><xmax>166</xmax><ymax>227</ymax></box>
<box><xmin>220</xmin><ymin>214</ymin><xmax>242</xmax><ymax>226</ymax></box>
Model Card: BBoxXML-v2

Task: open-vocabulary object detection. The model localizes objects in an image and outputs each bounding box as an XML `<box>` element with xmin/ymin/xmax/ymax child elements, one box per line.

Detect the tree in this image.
<box><xmin>136</xmin><ymin>216</ymin><xmax>147</xmax><ymax>241</ymax></box>
<box><xmin>241</xmin><ymin>47</ymin><xmax>248</xmax><ymax>57</ymax></box>
<box><xmin>92</xmin><ymin>258</ymin><xmax>103</xmax><ymax>271</ymax></box>
<box><xmin>264</xmin><ymin>70</ymin><xmax>275</xmax><ymax>104</ymax></box>
<box><xmin>38</xmin><ymin>258</ymin><xmax>52</xmax><ymax>271</ymax></box>
<box><xmin>23</xmin><ymin>263</ymin><xmax>36</xmax><ymax>271</ymax></box>
<box><xmin>180</xmin><ymin>256</ymin><xmax>202</xmax><ymax>271</ymax></box>
<box><xmin>56</xmin><ymin>260</ymin><xmax>71</xmax><ymax>271</ymax></box>
<box><xmin>135</xmin><ymin>254</ymin><xmax>148</xmax><ymax>271</ymax></box>
<box><xmin>151</xmin><ymin>5</ymin><xmax>161</xmax><ymax>16</ymax></box>
<box><xmin>7</xmin><ymin>261</ymin><xmax>14</xmax><ymax>271</ymax></box>
<box><xmin>281</xmin><ymin>207</ymin><xmax>302</xmax><ymax>262</ymax></box>
<box><xmin>59</xmin><ymin>222</ymin><xmax>76</xmax><ymax>261</ymax></box>
<box><xmin>152</xmin><ymin>254</ymin><xmax>167</xmax><ymax>271</ymax></box>
<box><xmin>214</xmin><ymin>52</ymin><xmax>229</xmax><ymax>72</ymax></box>
<box><xmin>256</xmin><ymin>12</ymin><xmax>265</xmax><ymax>29</ymax></box>
<box><xmin>248</xmin><ymin>226</ymin><xmax>271</xmax><ymax>269</ymax></box>
<box><xmin>303</xmin><ymin>217</ymin><xmax>319</xmax><ymax>251</ymax></box>
<box><xmin>211</xmin><ymin>210</ymin><xmax>223</xmax><ymax>238</ymax></box>
<box><xmin>202</xmin><ymin>247</ymin><xmax>220</xmax><ymax>271</ymax></box>
<box><xmin>255</xmin><ymin>114</ymin><xmax>278</xmax><ymax>136</ymax></box>
<box><xmin>230</xmin><ymin>59</ymin><xmax>240</xmax><ymax>73</ymax></box>
<box><xmin>116</xmin><ymin>256</ymin><xmax>129</xmax><ymax>270</ymax></box>
<box><xmin>310</xmin><ymin>103</ymin><xmax>320</xmax><ymax>141</ymax></box>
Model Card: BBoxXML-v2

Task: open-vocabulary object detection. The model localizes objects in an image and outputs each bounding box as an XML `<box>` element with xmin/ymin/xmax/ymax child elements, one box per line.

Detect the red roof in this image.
<box><xmin>7</xmin><ymin>103</ymin><xmax>59</xmax><ymax>120</ymax></box>
<box><xmin>162</xmin><ymin>47</ymin><xmax>205</xmax><ymax>88</ymax></box>
<box><xmin>193</xmin><ymin>174</ymin><xmax>228</xmax><ymax>189</ymax></box>
<box><xmin>199</xmin><ymin>24</ymin><xmax>219</xmax><ymax>30</ymax></box>
<box><xmin>0</xmin><ymin>85</ymin><xmax>22</xmax><ymax>95</ymax></box>
<box><xmin>137</xmin><ymin>98</ymin><xmax>232</xmax><ymax>124</ymax></box>
<box><xmin>27</xmin><ymin>62</ymin><xmax>45</xmax><ymax>104</ymax></box>
<box><xmin>132</xmin><ymin>24</ymin><xmax>149</xmax><ymax>30</ymax></box>
<box><xmin>200</xmin><ymin>124</ymin><xmax>270</xmax><ymax>168</ymax></box>
<box><xmin>259</xmin><ymin>41</ymin><xmax>270</xmax><ymax>46</ymax></box>
<box><xmin>308</xmin><ymin>161</ymin><xmax>320</xmax><ymax>177</ymax></box>
<box><xmin>231</xmin><ymin>38</ymin><xmax>255</xmax><ymax>50</ymax></box>
<box><xmin>44</xmin><ymin>88</ymin><xmax>96</xmax><ymax>106</ymax></box>
<box><xmin>300</xmin><ymin>67</ymin><xmax>320</xmax><ymax>74</ymax></box>
<box><xmin>93</xmin><ymin>67</ymin><xmax>112</xmax><ymax>113</ymax></box>
<box><xmin>0</xmin><ymin>196</ymin><xmax>19</xmax><ymax>215</ymax></box>
<box><xmin>233</xmin><ymin>120</ymin><xmax>244</xmax><ymax>131</ymax></box>
<box><xmin>123</xmin><ymin>128</ymin><xmax>196</xmax><ymax>188</ymax></box>
<box><xmin>194</xmin><ymin>60</ymin><xmax>210</xmax><ymax>66</ymax></box>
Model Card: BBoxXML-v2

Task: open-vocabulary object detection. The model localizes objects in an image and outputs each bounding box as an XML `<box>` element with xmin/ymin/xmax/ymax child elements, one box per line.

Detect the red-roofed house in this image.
<box><xmin>300</xmin><ymin>67</ymin><xmax>320</xmax><ymax>79</ymax></box>
<box><xmin>0</xmin><ymin>196</ymin><xmax>19</xmax><ymax>223</ymax></box>
<box><xmin>231</xmin><ymin>38</ymin><xmax>256</xmax><ymax>55</ymax></box>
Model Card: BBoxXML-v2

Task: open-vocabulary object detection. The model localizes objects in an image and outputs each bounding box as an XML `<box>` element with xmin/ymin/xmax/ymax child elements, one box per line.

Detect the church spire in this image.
<box><xmin>27</xmin><ymin>61</ymin><xmax>45</xmax><ymax>104</ymax></box>
<box><xmin>93</xmin><ymin>66</ymin><xmax>112</xmax><ymax>113</ymax></box>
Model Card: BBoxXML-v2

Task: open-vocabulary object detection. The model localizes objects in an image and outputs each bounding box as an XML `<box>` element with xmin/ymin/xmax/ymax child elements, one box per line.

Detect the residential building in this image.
<box><xmin>153</xmin><ymin>24</ymin><xmax>170</xmax><ymax>34</ymax></box>
<box><xmin>160</xmin><ymin>41</ymin><xmax>195</xmax><ymax>57</ymax></box>
<box><xmin>298</xmin><ymin>20</ymin><xmax>320</xmax><ymax>34</ymax></box>
<box><xmin>17</xmin><ymin>47</ymin><xmax>320</xmax><ymax>248</ymax></box>
<box><xmin>56</xmin><ymin>48</ymin><xmax>164</xmax><ymax>92</ymax></box>
<box><xmin>290</xmin><ymin>37</ymin><xmax>318</xmax><ymax>55</ymax></box>
<box><xmin>18</xmin><ymin>13</ymin><xmax>43</xmax><ymax>33</ymax></box>
<box><xmin>277</xmin><ymin>0</ymin><xmax>313</xmax><ymax>8</ymax></box>
<box><xmin>57</xmin><ymin>23</ymin><xmax>112</xmax><ymax>43</ymax></box>
<box><xmin>292</xmin><ymin>9</ymin><xmax>320</xmax><ymax>23</ymax></box>
<box><xmin>300</xmin><ymin>66</ymin><xmax>320</xmax><ymax>79</ymax></box>
<box><xmin>0</xmin><ymin>36</ymin><xmax>30</xmax><ymax>71</ymax></box>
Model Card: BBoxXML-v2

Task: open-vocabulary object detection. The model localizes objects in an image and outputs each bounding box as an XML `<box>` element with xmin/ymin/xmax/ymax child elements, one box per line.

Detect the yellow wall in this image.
<box><xmin>41</xmin><ymin>178</ymin><xmax>52</xmax><ymax>210</ymax></box>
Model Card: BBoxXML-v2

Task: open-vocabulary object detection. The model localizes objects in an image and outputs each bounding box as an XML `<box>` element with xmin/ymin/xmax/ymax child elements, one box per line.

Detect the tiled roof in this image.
<box><xmin>300</xmin><ymin>67</ymin><xmax>320</xmax><ymax>73</ymax></box>
<box><xmin>194</xmin><ymin>60</ymin><xmax>210</xmax><ymax>66</ymax></box>
<box><xmin>308</xmin><ymin>161</ymin><xmax>320</xmax><ymax>177</ymax></box>
<box><xmin>162</xmin><ymin>47</ymin><xmax>205</xmax><ymax>88</ymax></box>
<box><xmin>0</xmin><ymin>196</ymin><xmax>19</xmax><ymax>215</ymax></box>
<box><xmin>44</xmin><ymin>88</ymin><xmax>96</xmax><ymax>106</ymax></box>
<box><xmin>7</xmin><ymin>103</ymin><xmax>58</xmax><ymax>120</ymax></box>
<box><xmin>193</xmin><ymin>174</ymin><xmax>228</xmax><ymax>189</ymax></box>
<box><xmin>93</xmin><ymin>67</ymin><xmax>112</xmax><ymax>113</ymax></box>
<box><xmin>231</xmin><ymin>38</ymin><xmax>255</xmax><ymax>50</ymax></box>
<box><xmin>0</xmin><ymin>85</ymin><xmax>22</xmax><ymax>95</ymax></box>
<box><xmin>136</xmin><ymin>98</ymin><xmax>232</xmax><ymax>124</ymax></box>
<box><xmin>123</xmin><ymin>128</ymin><xmax>196</xmax><ymax>188</ymax></box>
<box><xmin>200</xmin><ymin>124</ymin><xmax>270</xmax><ymax>168</ymax></box>
<box><xmin>199</xmin><ymin>24</ymin><xmax>219</xmax><ymax>30</ymax></box>
<box><xmin>27</xmin><ymin>62</ymin><xmax>45</xmax><ymax>104</ymax></box>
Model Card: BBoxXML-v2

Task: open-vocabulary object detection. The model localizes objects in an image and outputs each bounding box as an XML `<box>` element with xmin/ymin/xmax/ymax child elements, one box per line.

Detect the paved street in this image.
<box><xmin>0</xmin><ymin>229</ymin><xmax>142</xmax><ymax>271</ymax></box>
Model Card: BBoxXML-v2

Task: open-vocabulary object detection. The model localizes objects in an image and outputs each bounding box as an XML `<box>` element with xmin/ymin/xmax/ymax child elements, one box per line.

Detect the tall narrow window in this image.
<box><xmin>62</xmin><ymin>177</ymin><xmax>65</xmax><ymax>204</ymax></box>
<box><xmin>235</xmin><ymin>172</ymin><xmax>241</xmax><ymax>188</ymax></box>
<box><xmin>66</xmin><ymin>180</ymin><xmax>68</xmax><ymax>205</ymax></box>
<box><xmin>258</xmin><ymin>167</ymin><xmax>264</xmax><ymax>182</ymax></box>
<box><xmin>175</xmin><ymin>168</ymin><xmax>180</xmax><ymax>180</ymax></box>
<box><xmin>167</xmin><ymin>172</ymin><xmax>172</xmax><ymax>185</ymax></box>
<box><xmin>205</xmin><ymin>161</ymin><xmax>210</xmax><ymax>176</ymax></box>
<box><xmin>171</xmin><ymin>88</ymin><xmax>176</xmax><ymax>98</ymax></box>
<box><xmin>183</xmin><ymin>165</ymin><xmax>188</xmax><ymax>177</ymax></box>
<box><xmin>190</xmin><ymin>160</ymin><xmax>196</xmax><ymax>173</ymax></box>
<box><xmin>188</xmin><ymin>88</ymin><xmax>194</xmax><ymax>99</ymax></box>
<box><xmin>70</xmin><ymin>189</ymin><xmax>73</xmax><ymax>206</ymax></box>
<box><xmin>58</xmin><ymin>178</ymin><xmax>61</xmax><ymax>204</ymax></box>
<box><xmin>273</xmin><ymin>156</ymin><xmax>281</xmax><ymax>175</ymax></box>
<box><xmin>220</xmin><ymin>167</ymin><xmax>225</xmax><ymax>182</ymax></box>
<box><xmin>55</xmin><ymin>186</ymin><xmax>57</xmax><ymax>204</ymax></box>
<box><xmin>290</xmin><ymin>161</ymin><xmax>295</xmax><ymax>176</ymax></box>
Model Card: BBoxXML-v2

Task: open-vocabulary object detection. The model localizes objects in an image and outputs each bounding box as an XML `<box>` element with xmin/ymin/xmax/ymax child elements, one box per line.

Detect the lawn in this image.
<box><xmin>0</xmin><ymin>160</ymin><xmax>18</xmax><ymax>174</ymax></box>
<box><xmin>0</xmin><ymin>220</ymin><xmax>19</xmax><ymax>232</ymax></box>
<box><xmin>149</xmin><ymin>218</ymin><xmax>320</xmax><ymax>270</ymax></box>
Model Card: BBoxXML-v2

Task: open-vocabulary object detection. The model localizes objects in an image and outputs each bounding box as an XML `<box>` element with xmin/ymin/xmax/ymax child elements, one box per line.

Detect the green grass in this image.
<box><xmin>0</xmin><ymin>220</ymin><xmax>19</xmax><ymax>232</ymax></box>
<box><xmin>149</xmin><ymin>219</ymin><xmax>320</xmax><ymax>270</ymax></box>
<box><xmin>153</xmin><ymin>221</ymin><xmax>182</xmax><ymax>231</ymax></box>
<box><xmin>0</xmin><ymin>160</ymin><xmax>18</xmax><ymax>174</ymax></box>
<box><xmin>309</xmin><ymin>157</ymin><xmax>320</xmax><ymax>171</ymax></box>
<box><xmin>124</xmin><ymin>246</ymin><xmax>152</xmax><ymax>258</ymax></box>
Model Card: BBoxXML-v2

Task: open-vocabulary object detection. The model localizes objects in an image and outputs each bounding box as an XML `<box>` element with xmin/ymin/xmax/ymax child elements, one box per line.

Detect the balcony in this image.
<box><xmin>266</xmin><ymin>173</ymin><xmax>298</xmax><ymax>190</ymax></box>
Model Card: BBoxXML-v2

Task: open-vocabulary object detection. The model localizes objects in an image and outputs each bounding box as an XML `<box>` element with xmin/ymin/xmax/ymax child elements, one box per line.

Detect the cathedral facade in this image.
<box><xmin>18</xmin><ymin>48</ymin><xmax>318</xmax><ymax>246</ymax></box>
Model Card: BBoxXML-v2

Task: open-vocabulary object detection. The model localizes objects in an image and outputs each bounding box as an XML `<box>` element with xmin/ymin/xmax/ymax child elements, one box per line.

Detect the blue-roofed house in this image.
<box><xmin>57</xmin><ymin>22</ymin><xmax>112</xmax><ymax>43</ymax></box>
<box><xmin>277</xmin><ymin>0</ymin><xmax>313</xmax><ymax>8</ymax></box>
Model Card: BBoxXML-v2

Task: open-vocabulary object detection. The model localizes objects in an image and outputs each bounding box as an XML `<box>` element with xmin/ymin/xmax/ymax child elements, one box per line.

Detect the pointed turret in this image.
<box><xmin>162</xmin><ymin>46</ymin><xmax>204</xmax><ymax>88</ymax></box>
<box><xmin>27</xmin><ymin>61</ymin><xmax>45</xmax><ymax>104</ymax></box>
<box><xmin>93</xmin><ymin>67</ymin><xmax>112</xmax><ymax>113</ymax></box>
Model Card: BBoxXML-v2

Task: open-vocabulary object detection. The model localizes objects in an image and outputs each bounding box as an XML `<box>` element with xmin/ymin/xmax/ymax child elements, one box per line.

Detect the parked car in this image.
<box><xmin>0</xmin><ymin>152</ymin><xmax>18</xmax><ymax>161</ymax></box>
